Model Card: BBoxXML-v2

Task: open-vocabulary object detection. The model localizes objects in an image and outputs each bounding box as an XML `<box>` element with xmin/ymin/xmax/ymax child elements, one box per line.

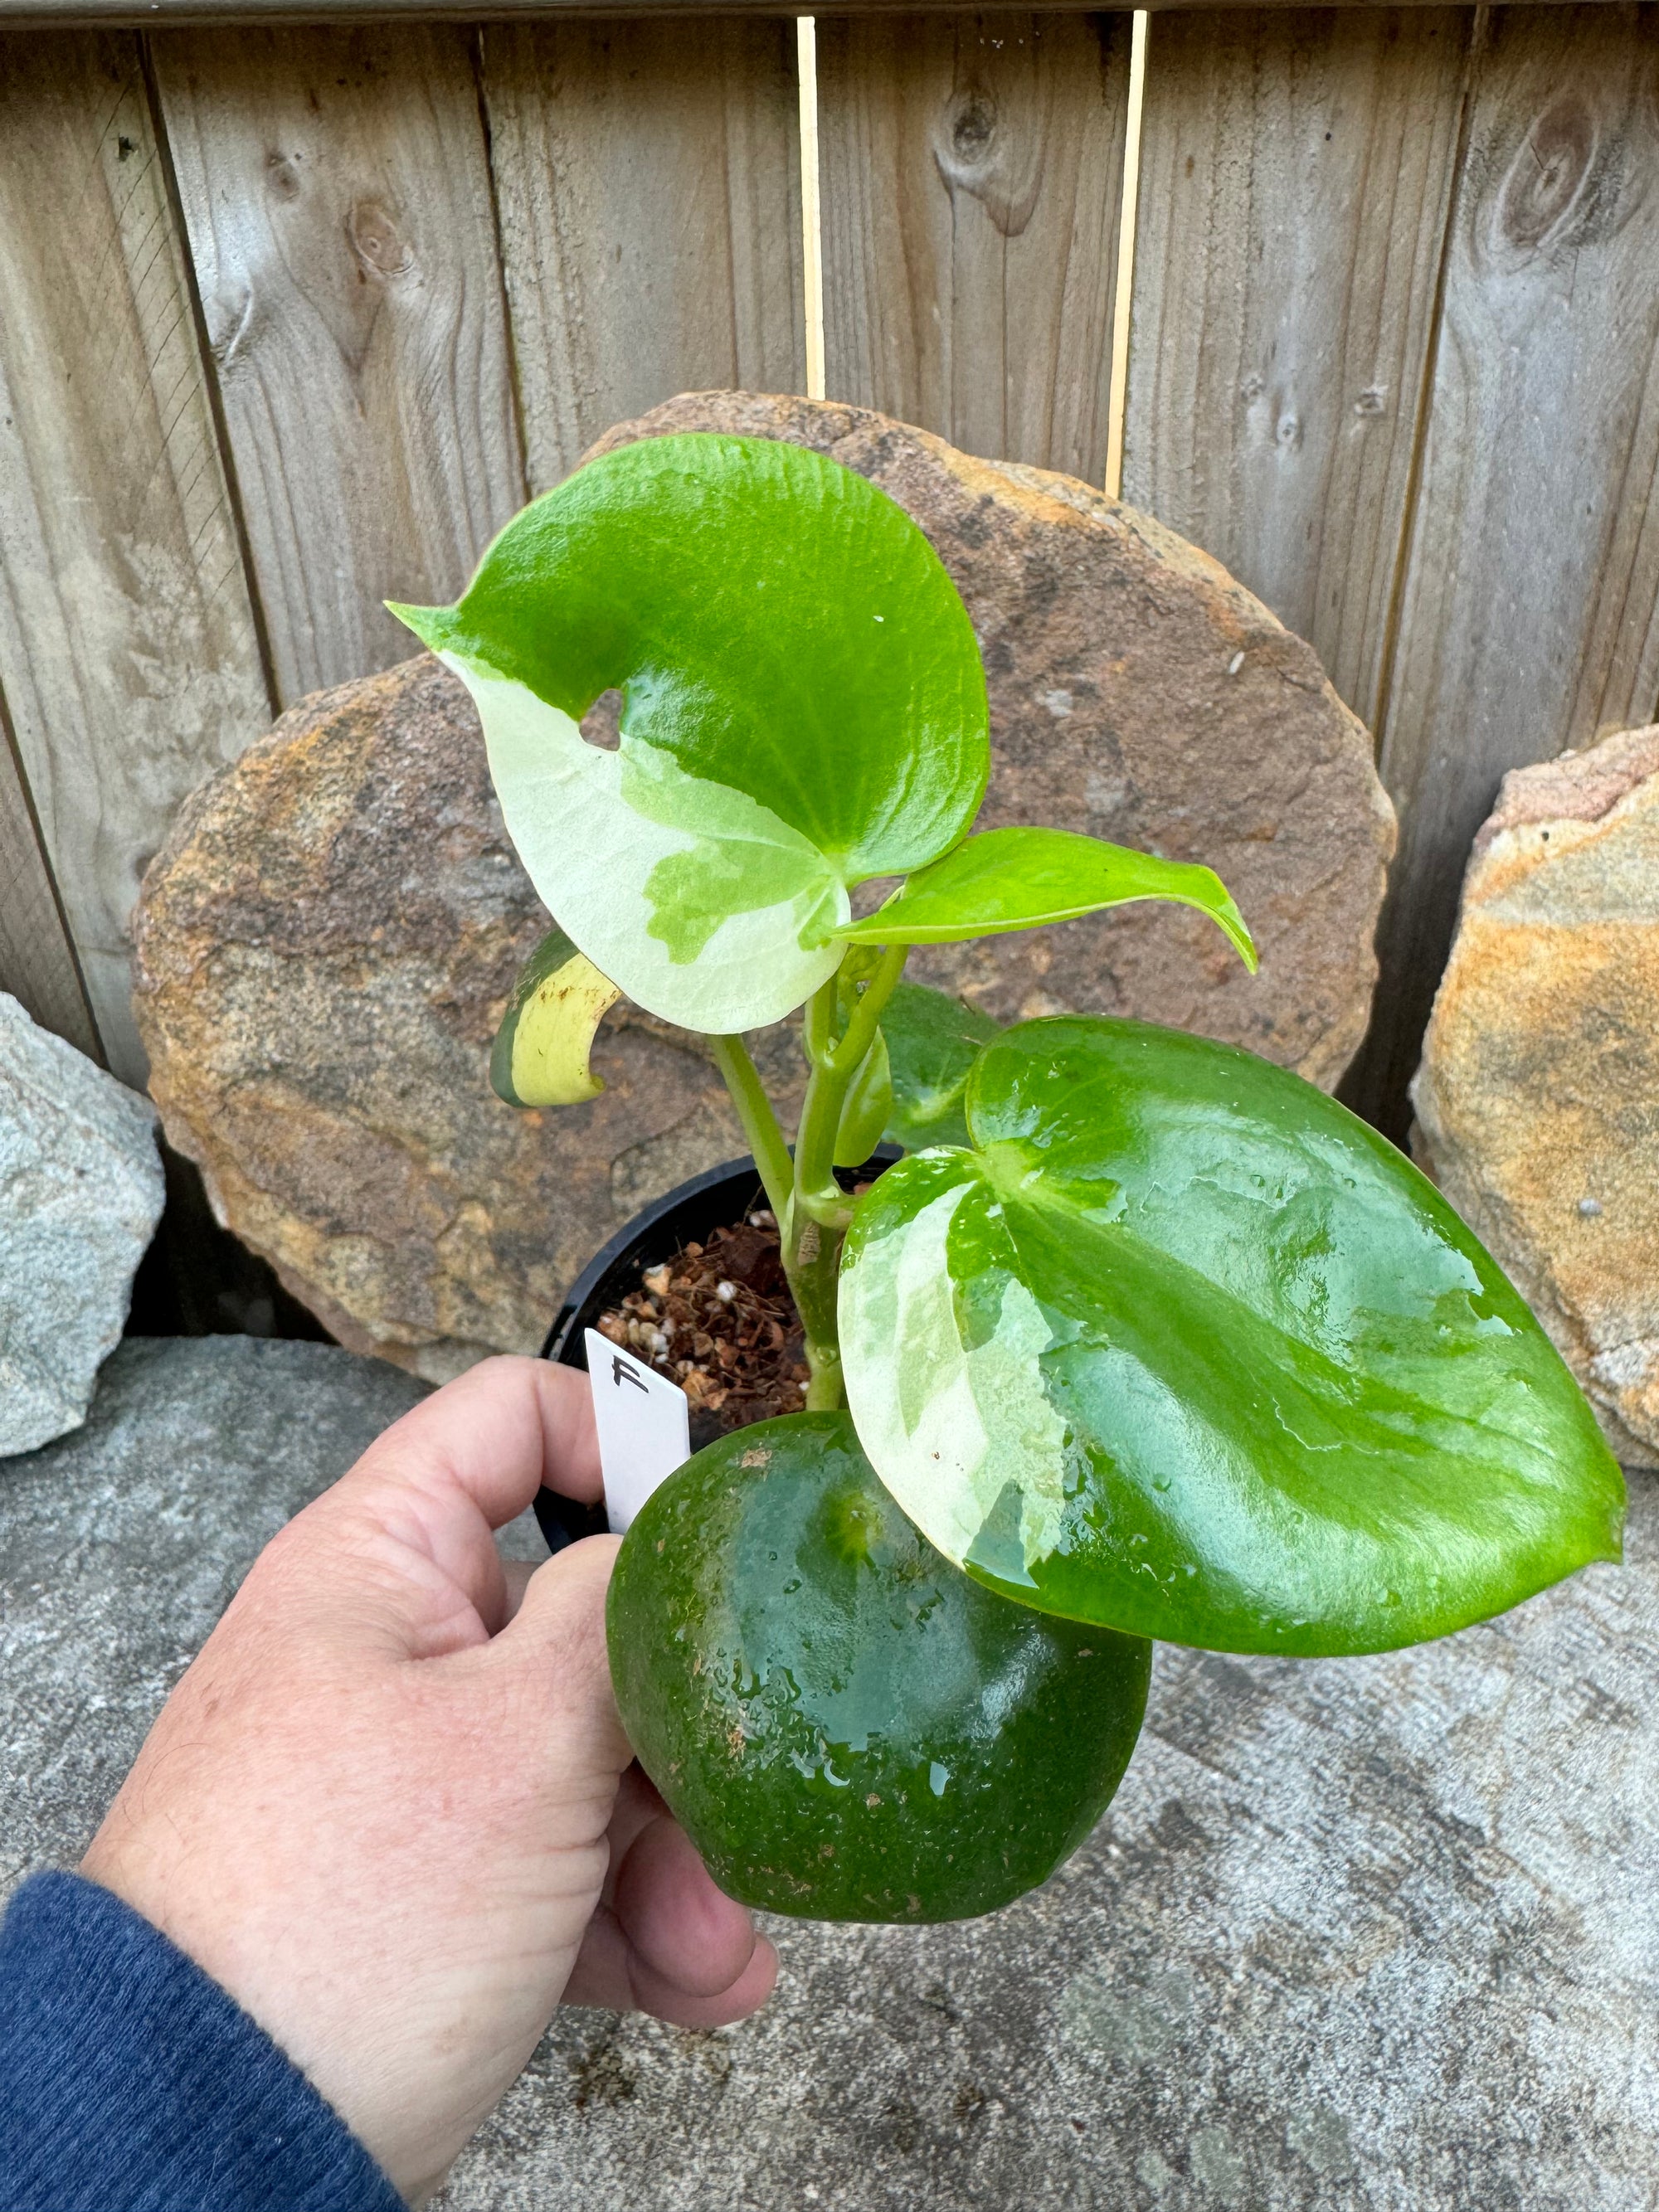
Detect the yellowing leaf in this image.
<box><xmin>491</xmin><ymin>927</ymin><xmax>622</xmax><ymax>1106</ymax></box>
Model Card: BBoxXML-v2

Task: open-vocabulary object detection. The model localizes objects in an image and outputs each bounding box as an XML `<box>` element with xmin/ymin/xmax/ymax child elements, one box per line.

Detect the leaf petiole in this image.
<box><xmin>709</xmin><ymin>1033</ymin><xmax>794</xmax><ymax>1229</ymax></box>
<box><xmin>713</xmin><ymin>945</ymin><xmax>909</xmax><ymax>1412</ymax></box>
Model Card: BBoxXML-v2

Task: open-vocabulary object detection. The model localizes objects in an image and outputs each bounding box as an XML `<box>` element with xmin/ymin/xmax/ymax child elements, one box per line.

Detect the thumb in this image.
<box><xmin>484</xmin><ymin>1532</ymin><xmax>633</xmax><ymax>1779</ymax></box>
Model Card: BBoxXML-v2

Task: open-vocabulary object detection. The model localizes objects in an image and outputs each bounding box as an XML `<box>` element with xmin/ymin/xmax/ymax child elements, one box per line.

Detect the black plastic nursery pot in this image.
<box><xmin>532</xmin><ymin>1144</ymin><xmax>903</xmax><ymax>1550</ymax></box>
<box><xmin>533</xmin><ymin>1149</ymin><xmax>1152</xmax><ymax>1926</ymax></box>
<box><xmin>530</xmin><ymin>1152</ymin><xmax>791</xmax><ymax>1553</ymax></box>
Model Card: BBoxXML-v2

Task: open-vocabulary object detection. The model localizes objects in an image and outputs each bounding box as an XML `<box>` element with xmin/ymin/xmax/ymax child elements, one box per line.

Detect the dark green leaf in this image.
<box><xmin>880</xmin><ymin>981</ymin><xmax>1000</xmax><ymax>1150</ymax></box>
<box><xmin>607</xmin><ymin>1410</ymin><xmax>1149</xmax><ymax>1921</ymax></box>
<box><xmin>839</xmin><ymin>1016</ymin><xmax>1624</xmax><ymax>1656</ymax></box>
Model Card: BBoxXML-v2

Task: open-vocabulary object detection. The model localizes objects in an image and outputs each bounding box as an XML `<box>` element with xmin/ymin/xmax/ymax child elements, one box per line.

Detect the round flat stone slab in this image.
<box><xmin>4</xmin><ymin>1338</ymin><xmax>1652</xmax><ymax>2210</ymax></box>
<box><xmin>586</xmin><ymin>392</ymin><xmax>1395</xmax><ymax>1087</ymax></box>
<box><xmin>134</xmin><ymin>394</ymin><xmax>1393</xmax><ymax>1382</ymax></box>
<box><xmin>132</xmin><ymin>656</ymin><xmax>773</xmax><ymax>1384</ymax></box>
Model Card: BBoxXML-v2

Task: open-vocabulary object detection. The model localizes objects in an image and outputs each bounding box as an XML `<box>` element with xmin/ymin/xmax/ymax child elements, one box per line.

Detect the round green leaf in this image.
<box><xmin>839</xmin><ymin>1016</ymin><xmax>1625</xmax><ymax>1656</ymax></box>
<box><xmin>606</xmin><ymin>1410</ymin><xmax>1149</xmax><ymax>1922</ymax></box>
<box><xmin>835</xmin><ymin>825</ymin><xmax>1255</xmax><ymax>969</ymax></box>
<box><xmin>391</xmin><ymin>434</ymin><xmax>989</xmax><ymax>1032</ymax></box>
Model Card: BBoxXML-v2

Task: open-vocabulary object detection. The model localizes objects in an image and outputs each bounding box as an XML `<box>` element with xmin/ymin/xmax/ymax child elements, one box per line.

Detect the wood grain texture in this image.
<box><xmin>818</xmin><ymin>12</ymin><xmax>1131</xmax><ymax>483</ymax></box>
<box><xmin>1348</xmin><ymin>3</ymin><xmax>1659</xmax><ymax>1135</ymax></box>
<box><xmin>0</xmin><ymin>708</ymin><xmax>99</xmax><ymax>1058</ymax></box>
<box><xmin>481</xmin><ymin>17</ymin><xmax>805</xmax><ymax>496</ymax></box>
<box><xmin>0</xmin><ymin>30</ymin><xmax>270</xmax><ymax>1079</ymax></box>
<box><xmin>1123</xmin><ymin>7</ymin><xmax>1471</xmax><ymax>727</ymax></box>
<box><xmin>151</xmin><ymin>24</ymin><xmax>525</xmax><ymax>702</ymax></box>
<box><xmin>0</xmin><ymin>2</ymin><xmax>1632</xmax><ymax>22</ymax></box>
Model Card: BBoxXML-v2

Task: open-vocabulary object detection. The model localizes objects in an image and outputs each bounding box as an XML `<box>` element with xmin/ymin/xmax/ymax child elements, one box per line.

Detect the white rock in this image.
<box><xmin>0</xmin><ymin>994</ymin><xmax>163</xmax><ymax>1456</ymax></box>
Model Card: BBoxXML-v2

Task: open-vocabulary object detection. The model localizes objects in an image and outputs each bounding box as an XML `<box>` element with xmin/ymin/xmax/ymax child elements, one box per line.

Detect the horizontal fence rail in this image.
<box><xmin>0</xmin><ymin>6</ymin><xmax>1656</xmax><ymax>1157</ymax></box>
<box><xmin>0</xmin><ymin>1</ymin><xmax>1635</xmax><ymax>20</ymax></box>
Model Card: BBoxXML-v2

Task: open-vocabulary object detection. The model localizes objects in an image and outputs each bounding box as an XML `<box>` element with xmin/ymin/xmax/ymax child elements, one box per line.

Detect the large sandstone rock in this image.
<box><xmin>594</xmin><ymin>395</ymin><xmax>1394</xmax><ymax>1077</ymax></box>
<box><xmin>0</xmin><ymin>993</ymin><xmax>163</xmax><ymax>1455</ymax></box>
<box><xmin>133</xmin><ymin>659</ymin><xmax>783</xmax><ymax>1383</ymax></box>
<box><xmin>135</xmin><ymin>394</ymin><xmax>1393</xmax><ymax>1378</ymax></box>
<box><xmin>1413</xmin><ymin>723</ymin><xmax>1659</xmax><ymax>1470</ymax></box>
<box><xmin>4</xmin><ymin>1338</ymin><xmax>1654</xmax><ymax>2208</ymax></box>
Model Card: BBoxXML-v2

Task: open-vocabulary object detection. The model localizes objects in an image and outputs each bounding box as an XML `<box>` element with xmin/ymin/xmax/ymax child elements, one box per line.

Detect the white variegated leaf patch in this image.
<box><xmin>839</xmin><ymin>1154</ymin><xmax>1070</xmax><ymax>1584</ymax></box>
<box><xmin>448</xmin><ymin>657</ymin><xmax>848</xmax><ymax>1033</ymax></box>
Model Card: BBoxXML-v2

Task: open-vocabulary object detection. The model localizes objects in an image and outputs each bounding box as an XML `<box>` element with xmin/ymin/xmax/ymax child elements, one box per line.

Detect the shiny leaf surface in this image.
<box><xmin>392</xmin><ymin>435</ymin><xmax>988</xmax><ymax>1032</ymax></box>
<box><xmin>489</xmin><ymin>926</ymin><xmax>621</xmax><ymax>1106</ymax></box>
<box><xmin>839</xmin><ymin>1017</ymin><xmax>1625</xmax><ymax>1655</ymax></box>
<box><xmin>835</xmin><ymin>826</ymin><xmax>1255</xmax><ymax>970</ymax></box>
<box><xmin>607</xmin><ymin>1411</ymin><xmax>1150</xmax><ymax>1922</ymax></box>
<box><xmin>881</xmin><ymin>981</ymin><xmax>1000</xmax><ymax>1150</ymax></box>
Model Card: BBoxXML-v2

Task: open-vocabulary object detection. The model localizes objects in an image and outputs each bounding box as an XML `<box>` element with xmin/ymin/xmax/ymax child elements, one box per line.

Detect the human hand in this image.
<box><xmin>80</xmin><ymin>1355</ymin><xmax>776</xmax><ymax>2204</ymax></box>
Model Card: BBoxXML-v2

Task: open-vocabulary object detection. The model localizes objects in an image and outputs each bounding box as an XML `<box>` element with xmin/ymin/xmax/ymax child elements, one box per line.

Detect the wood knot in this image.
<box><xmin>950</xmin><ymin>94</ymin><xmax>997</xmax><ymax>164</ymax></box>
<box><xmin>265</xmin><ymin>150</ymin><xmax>302</xmax><ymax>202</ymax></box>
<box><xmin>1496</xmin><ymin>97</ymin><xmax>1598</xmax><ymax>253</ymax></box>
<box><xmin>346</xmin><ymin>197</ymin><xmax>415</xmax><ymax>281</ymax></box>
<box><xmin>934</xmin><ymin>86</ymin><xmax>1040</xmax><ymax>237</ymax></box>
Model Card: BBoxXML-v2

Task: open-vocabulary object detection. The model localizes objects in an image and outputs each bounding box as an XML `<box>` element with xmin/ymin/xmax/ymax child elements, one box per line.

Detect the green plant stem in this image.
<box><xmin>830</xmin><ymin>943</ymin><xmax>908</xmax><ymax>1077</ymax></box>
<box><xmin>791</xmin><ymin>1219</ymin><xmax>845</xmax><ymax>1407</ymax></box>
<box><xmin>802</xmin><ymin>972</ymin><xmax>836</xmax><ymax>1067</ymax></box>
<box><xmin>709</xmin><ymin>1034</ymin><xmax>794</xmax><ymax>1228</ymax></box>
<box><xmin>714</xmin><ymin>950</ymin><xmax>907</xmax><ymax>1414</ymax></box>
<box><xmin>795</xmin><ymin>945</ymin><xmax>907</xmax><ymax>1221</ymax></box>
<box><xmin>787</xmin><ymin>944</ymin><xmax>909</xmax><ymax>1406</ymax></box>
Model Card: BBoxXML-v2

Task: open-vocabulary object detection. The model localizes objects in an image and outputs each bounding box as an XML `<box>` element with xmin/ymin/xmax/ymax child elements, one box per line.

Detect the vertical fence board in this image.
<box><xmin>0</xmin><ymin>711</ymin><xmax>99</xmax><ymax>1058</ymax></box>
<box><xmin>1123</xmin><ymin>7</ymin><xmax>1471</xmax><ymax>729</ymax></box>
<box><xmin>483</xmin><ymin>18</ymin><xmax>805</xmax><ymax>496</ymax></box>
<box><xmin>152</xmin><ymin>25</ymin><xmax>525</xmax><ymax>702</ymax></box>
<box><xmin>817</xmin><ymin>12</ymin><xmax>1131</xmax><ymax>482</ymax></box>
<box><xmin>1348</xmin><ymin>2</ymin><xmax>1659</xmax><ymax>1135</ymax></box>
<box><xmin>0</xmin><ymin>31</ymin><xmax>270</xmax><ymax>1079</ymax></box>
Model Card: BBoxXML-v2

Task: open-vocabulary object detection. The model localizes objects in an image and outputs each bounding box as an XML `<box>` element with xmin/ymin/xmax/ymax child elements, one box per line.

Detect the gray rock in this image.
<box><xmin>0</xmin><ymin>1336</ymin><xmax>428</xmax><ymax>1886</ymax></box>
<box><xmin>0</xmin><ymin>994</ymin><xmax>164</xmax><ymax>1456</ymax></box>
<box><xmin>3</xmin><ymin>1336</ymin><xmax>1654</xmax><ymax>2208</ymax></box>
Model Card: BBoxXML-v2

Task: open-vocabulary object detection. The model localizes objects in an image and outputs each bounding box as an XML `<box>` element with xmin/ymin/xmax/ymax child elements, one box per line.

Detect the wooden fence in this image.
<box><xmin>2</xmin><ymin>2</ymin><xmax>1656</xmax><ymax>1187</ymax></box>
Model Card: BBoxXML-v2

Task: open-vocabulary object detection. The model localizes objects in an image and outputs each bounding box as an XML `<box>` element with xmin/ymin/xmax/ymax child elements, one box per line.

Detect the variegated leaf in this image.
<box><xmin>839</xmin><ymin>1017</ymin><xmax>1625</xmax><ymax>1658</ymax></box>
<box><xmin>392</xmin><ymin>434</ymin><xmax>988</xmax><ymax>1033</ymax></box>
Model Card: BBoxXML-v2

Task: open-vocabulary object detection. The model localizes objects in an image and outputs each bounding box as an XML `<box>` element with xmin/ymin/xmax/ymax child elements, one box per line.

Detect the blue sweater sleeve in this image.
<box><xmin>0</xmin><ymin>1872</ymin><xmax>404</xmax><ymax>2212</ymax></box>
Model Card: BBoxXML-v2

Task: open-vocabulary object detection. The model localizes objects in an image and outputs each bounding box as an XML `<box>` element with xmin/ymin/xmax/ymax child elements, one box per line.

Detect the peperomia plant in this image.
<box><xmin>393</xmin><ymin>432</ymin><xmax>1623</xmax><ymax>1924</ymax></box>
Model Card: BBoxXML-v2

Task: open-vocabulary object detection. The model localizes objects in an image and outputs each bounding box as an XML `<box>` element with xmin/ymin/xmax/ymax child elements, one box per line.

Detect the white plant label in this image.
<box><xmin>584</xmin><ymin>1328</ymin><xmax>691</xmax><ymax>1535</ymax></box>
